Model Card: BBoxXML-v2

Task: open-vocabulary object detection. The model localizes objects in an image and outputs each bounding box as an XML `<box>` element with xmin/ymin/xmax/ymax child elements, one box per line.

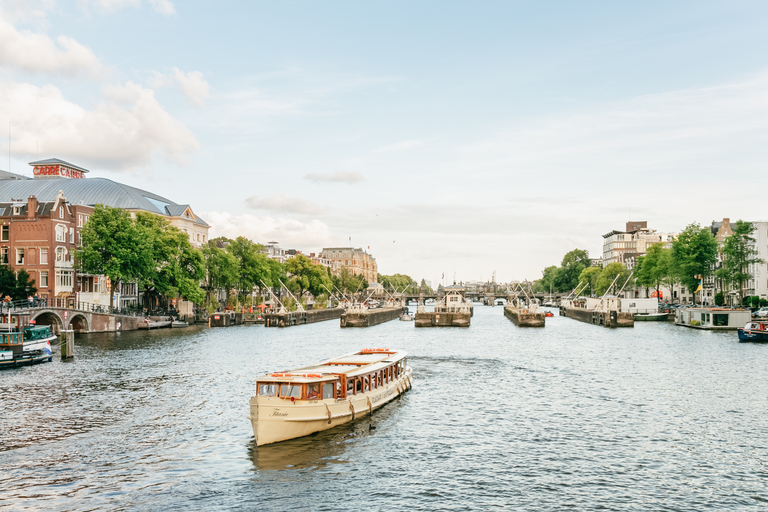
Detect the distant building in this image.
<box><xmin>746</xmin><ymin>221</ymin><xmax>768</xmax><ymax>301</ymax></box>
<box><xmin>602</xmin><ymin>221</ymin><xmax>675</xmax><ymax>268</ymax></box>
<box><xmin>319</xmin><ymin>247</ymin><xmax>377</xmax><ymax>284</ymax></box>
<box><xmin>264</xmin><ymin>241</ymin><xmax>286</xmax><ymax>263</ymax></box>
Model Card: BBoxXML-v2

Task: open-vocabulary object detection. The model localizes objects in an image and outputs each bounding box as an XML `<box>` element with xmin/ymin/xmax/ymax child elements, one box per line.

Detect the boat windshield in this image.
<box><xmin>258</xmin><ymin>383</ymin><xmax>277</xmax><ymax>396</ymax></box>
<box><xmin>307</xmin><ymin>383</ymin><xmax>320</xmax><ymax>399</ymax></box>
<box><xmin>280</xmin><ymin>383</ymin><xmax>302</xmax><ymax>398</ymax></box>
<box><xmin>323</xmin><ymin>382</ymin><xmax>334</xmax><ymax>399</ymax></box>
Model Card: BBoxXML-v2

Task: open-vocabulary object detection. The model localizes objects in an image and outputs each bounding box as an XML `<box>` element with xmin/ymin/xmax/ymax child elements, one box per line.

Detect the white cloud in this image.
<box><xmin>375</xmin><ymin>139</ymin><xmax>422</xmax><ymax>152</ymax></box>
<box><xmin>0</xmin><ymin>16</ymin><xmax>103</xmax><ymax>77</ymax></box>
<box><xmin>83</xmin><ymin>0</ymin><xmax>176</xmax><ymax>15</ymax></box>
<box><xmin>150</xmin><ymin>67</ymin><xmax>210</xmax><ymax>106</ymax></box>
<box><xmin>245</xmin><ymin>194</ymin><xmax>323</xmax><ymax>215</ymax></box>
<box><xmin>203</xmin><ymin>211</ymin><xmax>332</xmax><ymax>249</ymax></box>
<box><xmin>0</xmin><ymin>79</ymin><xmax>199</xmax><ymax>169</ymax></box>
<box><xmin>303</xmin><ymin>171</ymin><xmax>364</xmax><ymax>184</ymax></box>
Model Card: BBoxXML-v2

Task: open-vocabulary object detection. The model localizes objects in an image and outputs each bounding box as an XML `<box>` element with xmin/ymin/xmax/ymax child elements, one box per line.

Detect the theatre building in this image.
<box><xmin>0</xmin><ymin>158</ymin><xmax>210</xmax><ymax>308</ymax></box>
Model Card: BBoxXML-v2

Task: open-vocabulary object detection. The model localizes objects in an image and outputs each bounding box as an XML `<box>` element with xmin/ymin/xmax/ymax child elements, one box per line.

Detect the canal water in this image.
<box><xmin>2</xmin><ymin>306</ymin><xmax>768</xmax><ymax>511</ymax></box>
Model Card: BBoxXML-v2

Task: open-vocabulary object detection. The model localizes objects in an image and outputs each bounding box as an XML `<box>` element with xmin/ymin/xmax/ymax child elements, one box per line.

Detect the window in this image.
<box><xmin>713</xmin><ymin>314</ymin><xmax>729</xmax><ymax>327</ymax></box>
<box><xmin>78</xmin><ymin>214</ymin><xmax>83</xmax><ymax>227</ymax></box>
<box><xmin>307</xmin><ymin>384</ymin><xmax>320</xmax><ymax>399</ymax></box>
<box><xmin>12</xmin><ymin>206</ymin><xmax>20</xmax><ymax>215</ymax></box>
<box><xmin>258</xmin><ymin>383</ymin><xmax>277</xmax><ymax>396</ymax></box>
<box><xmin>56</xmin><ymin>270</ymin><xmax>73</xmax><ymax>287</ymax></box>
<box><xmin>0</xmin><ymin>248</ymin><xmax>7</xmax><ymax>264</ymax></box>
<box><xmin>40</xmin><ymin>271</ymin><xmax>48</xmax><ymax>288</ymax></box>
<box><xmin>279</xmin><ymin>384</ymin><xmax>302</xmax><ymax>399</ymax></box>
<box><xmin>55</xmin><ymin>225</ymin><xmax>66</xmax><ymax>242</ymax></box>
<box><xmin>40</xmin><ymin>248</ymin><xmax>48</xmax><ymax>264</ymax></box>
<box><xmin>1</xmin><ymin>225</ymin><xmax>8</xmax><ymax>241</ymax></box>
<box><xmin>69</xmin><ymin>227</ymin><xmax>74</xmax><ymax>244</ymax></box>
<box><xmin>16</xmin><ymin>248</ymin><xmax>24</xmax><ymax>264</ymax></box>
<box><xmin>56</xmin><ymin>247</ymin><xmax>66</xmax><ymax>262</ymax></box>
<box><xmin>59</xmin><ymin>206</ymin><xmax>64</xmax><ymax>219</ymax></box>
<box><xmin>322</xmin><ymin>383</ymin><xmax>334</xmax><ymax>399</ymax></box>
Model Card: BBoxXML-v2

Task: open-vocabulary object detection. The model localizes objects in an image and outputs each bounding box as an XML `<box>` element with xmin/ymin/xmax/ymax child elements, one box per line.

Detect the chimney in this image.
<box><xmin>27</xmin><ymin>196</ymin><xmax>38</xmax><ymax>219</ymax></box>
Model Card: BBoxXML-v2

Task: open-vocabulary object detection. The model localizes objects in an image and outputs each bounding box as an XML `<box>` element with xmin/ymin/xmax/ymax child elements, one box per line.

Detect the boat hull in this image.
<box><xmin>250</xmin><ymin>369</ymin><xmax>412</xmax><ymax>446</ymax></box>
<box><xmin>738</xmin><ymin>328</ymin><xmax>768</xmax><ymax>343</ymax></box>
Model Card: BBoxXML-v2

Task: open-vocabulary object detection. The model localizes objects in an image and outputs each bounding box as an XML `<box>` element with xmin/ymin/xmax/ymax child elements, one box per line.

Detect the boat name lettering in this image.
<box><xmin>270</xmin><ymin>409</ymin><xmax>288</xmax><ymax>417</ymax></box>
<box><xmin>371</xmin><ymin>388</ymin><xmax>394</xmax><ymax>404</ymax></box>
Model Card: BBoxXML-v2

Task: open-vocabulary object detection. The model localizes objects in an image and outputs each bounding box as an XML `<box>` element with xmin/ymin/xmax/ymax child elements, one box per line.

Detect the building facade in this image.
<box><xmin>318</xmin><ymin>247</ymin><xmax>377</xmax><ymax>283</ymax></box>
<box><xmin>602</xmin><ymin>221</ymin><xmax>675</xmax><ymax>268</ymax></box>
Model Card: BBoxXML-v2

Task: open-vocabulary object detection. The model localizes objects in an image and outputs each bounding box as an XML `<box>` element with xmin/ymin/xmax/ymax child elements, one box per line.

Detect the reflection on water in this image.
<box><xmin>2</xmin><ymin>307</ymin><xmax>768</xmax><ymax>511</ymax></box>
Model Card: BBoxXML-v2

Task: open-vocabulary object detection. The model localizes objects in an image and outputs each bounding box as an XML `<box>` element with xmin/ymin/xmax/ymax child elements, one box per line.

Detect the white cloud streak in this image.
<box><xmin>0</xmin><ymin>15</ymin><xmax>104</xmax><ymax>77</ymax></box>
<box><xmin>303</xmin><ymin>171</ymin><xmax>364</xmax><ymax>184</ymax></box>
<box><xmin>203</xmin><ymin>211</ymin><xmax>332</xmax><ymax>249</ymax></box>
<box><xmin>245</xmin><ymin>194</ymin><xmax>324</xmax><ymax>215</ymax></box>
<box><xmin>150</xmin><ymin>67</ymin><xmax>210</xmax><ymax>106</ymax></box>
<box><xmin>82</xmin><ymin>0</ymin><xmax>176</xmax><ymax>15</ymax></box>
<box><xmin>0</xmin><ymin>80</ymin><xmax>199</xmax><ymax>169</ymax></box>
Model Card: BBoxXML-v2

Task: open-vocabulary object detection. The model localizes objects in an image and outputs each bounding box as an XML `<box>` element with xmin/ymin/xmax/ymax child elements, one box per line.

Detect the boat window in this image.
<box><xmin>258</xmin><ymin>383</ymin><xmax>277</xmax><ymax>396</ymax></box>
<box><xmin>378</xmin><ymin>372</ymin><xmax>383</xmax><ymax>387</ymax></box>
<box><xmin>280</xmin><ymin>384</ymin><xmax>302</xmax><ymax>399</ymax></box>
<box><xmin>323</xmin><ymin>383</ymin><xmax>334</xmax><ymax>399</ymax></box>
<box><xmin>713</xmin><ymin>314</ymin><xmax>728</xmax><ymax>327</ymax></box>
<box><xmin>364</xmin><ymin>376</ymin><xmax>370</xmax><ymax>392</ymax></box>
<box><xmin>347</xmin><ymin>379</ymin><xmax>354</xmax><ymax>396</ymax></box>
<box><xmin>307</xmin><ymin>383</ymin><xmax>320</xmax><ymax>399</ymax></box>
<box><xmin>370</xmin><ymin>375</ymin><xmax>376</xmax><ymax>390</ymax></box>
<box><xmin>355</xmin><ymin>379</ymin><xmax>362</xmax><ymax>393</ymax></box>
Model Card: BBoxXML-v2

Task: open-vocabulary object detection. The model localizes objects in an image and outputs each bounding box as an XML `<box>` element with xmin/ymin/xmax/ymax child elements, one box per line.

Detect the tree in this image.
<box><xmin>635</xmin><ymin>244</ymin><xmax>672</xmax><ymax>300</ymax></box>
<box><xmin>577</xmin><ymin>266</ymin><xmax>602</xmax><ymax>296</ymax></box>
<box><xmin>0</xmin><ymin>266</ymin><xmax>37</xmax><ymax>301</ymax></box>
<box><xmin>337</xmin><ymin>268</ymin><xmax>369</xmax><ymax>294</ymax></box>
<box><xmin>534</xmin><ymin>266</ymin><xmax>560</xmax><ymax>294</ymax></box>
<box><xmin>716</xmin><ymin>220</ymin><xmax>762</xmax><ymax>304</ymax></box>
<box><xmin>76</xmin><ymin>204</ymin><xmax>151</xmax><ymax>309</ymax></box>
<box><xmin>201</xmin><ymin>239</ymin><xmax>239</xmax><ymax>308</ymax></box>
<box><xmin>285</xmin><ymin>254</ymin><xmax>332</xmax><ymax>301</ymax></box>
<box><xmin>378</xmin><ymin>273</ymin><xmax>416</xmax><ymax>293</ymax></box>
<box><xmin>226</xmin><ymin>237</ymin><xmax>271</xmax><ymax>305</ymax></box>
<box><xmin>672</xmin><ymin>223</ymin><xmax>718</xmax><ymax>303</ymax></box>
<box><xmin>553</xmin><ymin>249</ymin><xmax>590</xmax><ymax>292</ymax></box>
<box><xmin>134</xmin><ymin>211</ymin><xmax>205</xmax><ymax>307</ymax></box>
<box><xmin>595</xmin><ymin>262</ymin><xmax>628</xmax><ymax>296</ymax></box>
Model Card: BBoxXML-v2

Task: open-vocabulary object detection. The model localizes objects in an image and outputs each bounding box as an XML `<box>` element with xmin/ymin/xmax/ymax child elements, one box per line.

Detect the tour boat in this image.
<box><xmin>249</xmin><ymin>348</ymin><xmax>412</xmax><ymax>446</ymax></box>
<box><xmin>23</xmin><ymin>325</ymin><xmax>57</xmax><ymax>352</ymax></box>
<box><xmin>737</xmin><ymin>321</ymin><xmax>768</xmax><ymax>342</ymax></box>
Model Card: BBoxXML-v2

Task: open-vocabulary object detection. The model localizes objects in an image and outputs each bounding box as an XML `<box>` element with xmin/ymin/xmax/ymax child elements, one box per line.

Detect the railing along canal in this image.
<box><xmin>0</xmin><ymin>298</ymin><xmax>145</xmax><ymax>317</ymax></box>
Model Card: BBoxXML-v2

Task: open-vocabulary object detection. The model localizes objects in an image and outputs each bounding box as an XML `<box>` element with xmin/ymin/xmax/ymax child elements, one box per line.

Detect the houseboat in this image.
<box><xmin>249</xmin><ymin>348</ymin><xmax>412</xmax><ymax>446</ymax></box>
<box><xmin>675</xmin><ymin>307</ymin><xmax>751</xmax><ymax>330</ymax></box>
<box><xmin>415</xmin><ymin>288</ymin><xmax>472</xmax><ymax>327</ymax></box>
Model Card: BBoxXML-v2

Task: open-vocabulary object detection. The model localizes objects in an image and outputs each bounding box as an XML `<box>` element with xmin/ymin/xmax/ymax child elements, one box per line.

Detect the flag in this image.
<box><xmin>695</xmin><ymin>277</ymin><xmax>702</xmax><ymax>293</ymax></box>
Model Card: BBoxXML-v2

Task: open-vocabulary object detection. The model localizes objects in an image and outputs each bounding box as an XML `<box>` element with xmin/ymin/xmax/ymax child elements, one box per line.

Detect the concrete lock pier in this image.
<box><xmin>559</xmin><ymin>306</ymin><xmax>634</xmax><ymax>328</ymax></box>
<box><xmin>264</xmin><ymin>308</ymin><xmax>344</xmax><ymax>328</ymax></box>
<box><xmin>414</xmin><ymin>311</ymin><xmax>471</xmax><ymax>327</ymax></box>
<box><xmin>504</xmin><ymin>306</ymin><xmax>545</xmax><ymax>327</ymax></box>
<box><xmin>340</xmin><ymin>307</ymin><xmax>404</xmax><ymax>328</ymax></box>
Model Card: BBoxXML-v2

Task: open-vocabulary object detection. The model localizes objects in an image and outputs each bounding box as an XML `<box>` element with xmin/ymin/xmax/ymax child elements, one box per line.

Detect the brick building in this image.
<box><xmin>318</xmin><ymin>247</ymin><xmax>377</xmax><ymax>283</ymax></box>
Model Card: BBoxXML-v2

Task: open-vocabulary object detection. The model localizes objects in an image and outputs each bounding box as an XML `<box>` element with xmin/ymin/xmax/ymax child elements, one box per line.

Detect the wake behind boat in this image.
<box><xmin>249</xmin><ymin>348</ymin><xmax>412</xmax><ymax>446</ymax></box>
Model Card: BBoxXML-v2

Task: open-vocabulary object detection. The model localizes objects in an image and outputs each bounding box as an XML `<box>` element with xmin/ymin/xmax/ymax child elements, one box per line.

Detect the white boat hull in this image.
<box><xmin>250</xmin><ymin>369</ymin><xmax>412</xmax><ymax>446</ymax></box>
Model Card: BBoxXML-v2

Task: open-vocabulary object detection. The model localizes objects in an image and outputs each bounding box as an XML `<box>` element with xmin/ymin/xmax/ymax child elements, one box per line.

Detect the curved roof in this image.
<box><xmin>0</xmin><ymin>177</ymin><xmax>208</xmax><ymax>227</ymax></box>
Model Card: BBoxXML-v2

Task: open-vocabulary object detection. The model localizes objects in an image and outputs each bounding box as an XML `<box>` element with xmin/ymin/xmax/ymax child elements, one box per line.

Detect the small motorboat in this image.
<box><xmin>400</xmin><ymin>312</ymin><xmax>414</xmax><ymax>321</ymax></box>
<box><xmin>738</xmin><ymin>321</ymin><xmax>768</xmax><ymax>342</ymax></box>
<box><xmin>171</xmin><ymin>320</ymin><xmax>189</xmax><ymax>328</ymax></box>
<box><xmin>544</xmin><ymin>311</ymin><xmax>554</xmax><ymax>318</ymax></box>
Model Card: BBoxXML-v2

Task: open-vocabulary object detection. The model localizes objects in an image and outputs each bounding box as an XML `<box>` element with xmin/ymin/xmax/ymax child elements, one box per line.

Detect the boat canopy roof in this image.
<box><xmin>255</xmin><ymin>349</ymin><xmax>407</xmax><ymax>382</ymax></box>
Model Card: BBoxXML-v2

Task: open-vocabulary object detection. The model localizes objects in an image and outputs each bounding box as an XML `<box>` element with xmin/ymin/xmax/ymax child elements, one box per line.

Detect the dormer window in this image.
<box><xmin>13</xmin><ymin>206</ymin><xmax>20</xmax><ymax>215</ymax></box>
<box><xmin>59</xmin><ymin>206</ymin><xmax>64</xmax><ymax>219</ymax></box>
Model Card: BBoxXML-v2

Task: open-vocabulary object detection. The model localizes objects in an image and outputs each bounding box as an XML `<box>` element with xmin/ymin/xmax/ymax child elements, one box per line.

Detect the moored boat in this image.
<box><xmin>738</xmin><ymin>321</ymin><xmax>768</xmax><ymax>342</ymax></box>
<box><xmin>249</xmin><ymin>348</ymin><xmax>412</xmax><ymax>446</ymax></box>
<box><xmin>0</xmin><ymin>329</ymin><xmax>53</xmax><ymax>369</ymax></box>
<box><xmin>23</xmin><ymin>325</ymin><xmax>57</xmax><ymax>352</ymax></box>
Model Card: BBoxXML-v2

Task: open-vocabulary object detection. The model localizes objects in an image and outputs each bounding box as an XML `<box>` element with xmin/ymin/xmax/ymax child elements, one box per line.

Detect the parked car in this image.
<box><xmin>753</xmin><ymin>307</ymin><xmax>768</xmax><ymax>318</ymax></box>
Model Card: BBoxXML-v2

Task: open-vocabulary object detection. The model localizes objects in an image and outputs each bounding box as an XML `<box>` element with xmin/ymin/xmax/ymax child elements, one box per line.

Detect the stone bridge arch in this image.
<box><xmin>31</xmin><ymin>310</ymin><xmax>64</xmax><ymax>334</ymax></box>
<box><xmin>68</xmin><ymin>314</ymin><xmax>89</xmax><ymax>333</ymax></box>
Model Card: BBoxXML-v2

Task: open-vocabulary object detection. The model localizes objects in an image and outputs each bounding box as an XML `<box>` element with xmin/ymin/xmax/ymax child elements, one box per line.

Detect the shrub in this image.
<box><xmin>714</xmin><ymin>292</ymin><xmax>725</xmax><ymax>306</ymax></box>
<box><xmin>690</xmin><ymin>319</ymin><xmax>701</xmax><ymax>326</ymax></box>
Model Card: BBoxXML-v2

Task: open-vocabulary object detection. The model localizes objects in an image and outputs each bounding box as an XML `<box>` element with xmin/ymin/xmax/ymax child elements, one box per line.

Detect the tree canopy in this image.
<box><xmin>716</xmin><ymin>220</ymin><xmax>762</xmax><ymax>303</ymax></box>
<box><xmin>672</xmin><ymin>223</ymin><xmax>718</xmax><ymax>300</ymax></box>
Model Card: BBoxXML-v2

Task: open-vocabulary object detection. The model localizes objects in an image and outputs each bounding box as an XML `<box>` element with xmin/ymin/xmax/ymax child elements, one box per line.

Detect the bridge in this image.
<box><xmin>2</xmin><ymin>299</ymin><xmax>147</xmax><ymax>334</ymax></box>
<box><xmin>400</xmin><ymin>292</ymin><xmax>564</xmax><ymax>304</ymax></box>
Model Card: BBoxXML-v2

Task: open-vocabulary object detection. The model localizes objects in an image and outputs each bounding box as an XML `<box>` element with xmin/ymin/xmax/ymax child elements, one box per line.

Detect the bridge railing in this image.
<box><xmin>0</xmin><ymin>298</ymin><xmax>145</xmax><ymax>317</ymax></box>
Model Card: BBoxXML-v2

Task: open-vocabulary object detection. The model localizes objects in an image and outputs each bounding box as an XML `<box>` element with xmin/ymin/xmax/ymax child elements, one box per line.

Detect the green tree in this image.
<box><xmin>716</xmin><ymin>220</ymin><xmax>762</xmax><ymax>304</ymax></box>
<box><xmin>134</xmin><ymin>212</ymin><xmax>205</xmax><ymax>307</ymax></box>
<box><xmin>0</xmin><ymin>266</ymin><xmax>37</xmax><ymax>301</ymax></box>
<box><xmin>378</xmin><ymin>273</ymin><xmax>416</xmax><ymax>293</ymax></box>
<box><xmin>553</xmin><ymin>249</ymin><xmax>591</xmax><ymax>292</ymax></box>
<box><xmin>226</xmin><ymin>236</ymin><xmax>271</xmax><ymax>305</ymax></box>
<box><xmin>76</xmin><ymin>204</ymin><xmax>151</xmax><ymax>309</ymax></box>
<box><xmin>201</xmin><ymin>239</ymin><xmax>239</xmax><ymax>308</ymax></box>
<box><xmin>285</xmin><ymin>254</ymin><xmax>333</xmax><ymax>300</ymax></box>
<box><xmin>595</xmin><ymin>262</ymin><xmax>631</xmax><ymax>296</ymax></box>
<box><xmin>635</xmin><ymin>244</ymin><xmax>672</xmax><ymax>300</ymax></box>
<box><xmin>534</xmin><ymin>266</ymin><xmax>560</xmax><ymax>294</ymax></box>
<box><xmin>577</xmin><ymin>266</ymin><xmax>602</xmax><ymax>296</ymax></box>
<box><xmin>337</xmin><ymin>268</ymin><xmax>369</xmax><ymax>294</ymax></box>
<box><xmin>672</xmin><ymin>223</ymin><xmax>718</xmax><ymax>303</ymax></box>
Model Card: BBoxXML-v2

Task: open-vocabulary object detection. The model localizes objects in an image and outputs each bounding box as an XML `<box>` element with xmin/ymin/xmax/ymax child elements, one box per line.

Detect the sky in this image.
<box><xmin>1</xmin><ymin>1</ymin><xmax>767</xmax><ymax>286</ymax></box>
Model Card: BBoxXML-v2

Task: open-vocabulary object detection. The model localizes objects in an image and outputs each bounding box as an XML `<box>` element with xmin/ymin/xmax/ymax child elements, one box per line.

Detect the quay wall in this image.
<box><xmin>341</xmin><ymin>307</ymin><xmax>403</xmax><ymax>328</ymax></box>
<box><xmin>560</xmin><ymin>307</ymin><xmax>634</xmax><ymax>328</ymax></box>
<box><xmin>209</xmin><ymin>312</ymin><xmax>243</xmax><ymax>327</ymax></box>
<box><xmin>264</xmin><ymin>307</ymin><xmax>344</xmax><ymax>328</ymax></box>
<box><xmin>504</xmin><ymin>307</ymin><xmax>545</xmax><ymax>327</ymax></box>
<box><xmin>414</xmin><ymin>311</ymin><xmax>470</xmax><ymax>327</ymax></box>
